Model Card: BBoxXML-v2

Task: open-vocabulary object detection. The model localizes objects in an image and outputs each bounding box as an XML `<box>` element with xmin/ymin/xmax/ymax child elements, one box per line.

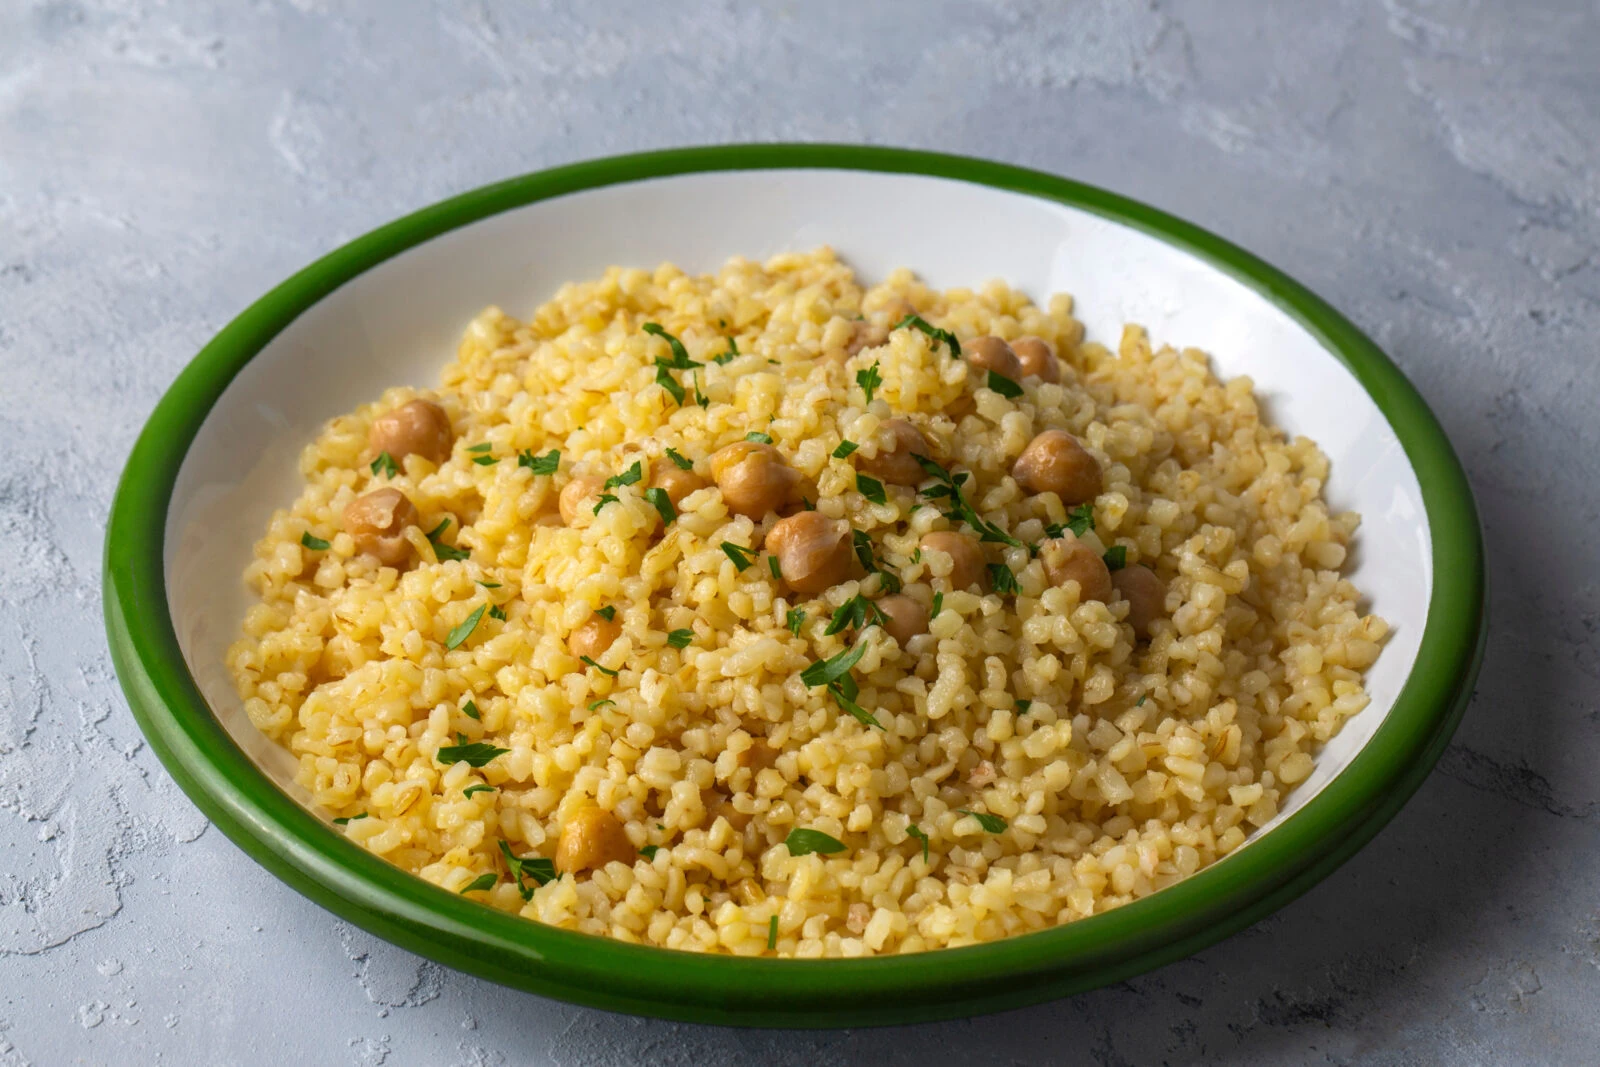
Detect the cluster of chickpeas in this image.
<box><xmin>336</xmin><ymin>332</ymin><xmax>1167</xmax><ymax>874</ymax></box>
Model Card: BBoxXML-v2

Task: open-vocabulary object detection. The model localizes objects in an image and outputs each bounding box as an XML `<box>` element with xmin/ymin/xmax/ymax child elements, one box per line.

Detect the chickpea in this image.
<box><xmin>554</xmin><ymin>806</ymin><xmax>635</xmax><ymax>874</ymax></box>
<box><xmin>703</xmin><ymin>789</ymin><xmax>752</xmax><ymax>833</ymax></box>
<box><xmin>876</xmin><ymin>594</ymin><xmax>929</xmax><ymax>646</ymax></box>
<box><xmin>368</xmin><ymin>399</ymin><xmax>453</xmax><ymax>465</ymax></box>
<box><xmin>881</xmin><ymin>296</ymin><xmax>917</xmax><ymax>325</ymax></box>
<box><xmin>1013</xmin><ymin>429</ymin><xmax>1102</xmax><ymax>504</ymax></box>
<box><xmin>920</xmin><ymin>531</ymin><xmax>985</xmax><ymax>591</ymax></box>
<box><xmin>857</xmin><ymin>419</ymin><xmax>932</xmax><ymax>487</ymax></box>
<box><xmin>1011</xmin><ymin>336</ymin><xmax>1060</xmax><ymax>382</ymax></box>
<box><xmin>651</xmin><ymin>460</ymin><xmax>706</xmax><ymax>509</ymax></box>
<box><xmin>847</xmin><ymin>320</ymin><xmax>889</xmax><ymax>356</ymax></box>
<box><xmin>709</xmin><ymin>441</ymin><xmax>800</xmax><ymax>519</ymax></box>
<box><xmin>558</xmin><ymin>474</ymin><xmax>606</xmax><ymax>526</ymax></box>
<box><xmin>569</xmin><ymin>611</ymin><xmax>622</xmax><ymax>661</ymax></box>
<box><xmin>1112</xmin><ymin>564</ymin><xmax>1165</xmax><ymax>639</ymax></box>
<box><xmin>963</xmin><ymin>336</ymin><xmax>1024</xmax><ymax>381</ymax></box>
<box><xmin>766</xmin><ymin>511</ymin><xmax>853</xmax><ymax>594</ymax></box>
<box><xmin>343</xmin><ymin>488</ymin><xmax>418</xmax><ymax>567</ymax></box>
<box><xmin>1040</xmin><ymin>537</ymin><xmax>1112</xmax><ymax>602</ymax></box>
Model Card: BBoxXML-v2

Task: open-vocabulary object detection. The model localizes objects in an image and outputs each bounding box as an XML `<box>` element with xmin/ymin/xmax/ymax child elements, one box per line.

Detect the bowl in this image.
<box><xmin>103</xmin><ymin>145</ymin><xmax>1484</xmax><ymax>1027</ymax></box>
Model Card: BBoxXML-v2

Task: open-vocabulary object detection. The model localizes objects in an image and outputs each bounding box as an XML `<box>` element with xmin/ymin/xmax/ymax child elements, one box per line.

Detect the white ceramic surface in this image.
<box><xmin>166</xmin><ymin>168</ymin><xmax>1430</xmax><ymax>838</ymax></box>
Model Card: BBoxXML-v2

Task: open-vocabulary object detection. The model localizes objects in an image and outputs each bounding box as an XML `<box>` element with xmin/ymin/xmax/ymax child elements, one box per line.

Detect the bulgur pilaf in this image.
<box><xmin>227</xmin><ymin>248</ymin><xmax>1386</xmax><ymax>957</ymax></box>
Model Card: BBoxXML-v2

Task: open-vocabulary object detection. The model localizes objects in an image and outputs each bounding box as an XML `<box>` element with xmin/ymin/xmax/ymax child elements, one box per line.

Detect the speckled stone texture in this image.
<box><xmin>2</xmin><ymin>0</ymin><xmax>1597</xmax><ymax>1062</ymax></box>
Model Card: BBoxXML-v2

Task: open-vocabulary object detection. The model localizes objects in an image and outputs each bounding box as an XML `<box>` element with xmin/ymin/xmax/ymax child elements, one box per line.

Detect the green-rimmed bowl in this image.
<box><xmin>104</xmin><ymin>145</ymin><xmax>1484</xmax><ymax>1027</ymax></box>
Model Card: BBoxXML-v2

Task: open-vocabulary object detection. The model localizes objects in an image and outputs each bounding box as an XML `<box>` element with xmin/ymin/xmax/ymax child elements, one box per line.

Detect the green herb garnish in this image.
<box><xmin>644</xmin><ymin>486</ymin><xmax>677</xmax><ymax>525</ymax></box>
<box><xmin>721</xmin><ymin>541</ymin><xmax>757</xmax><ymax>571</ymax></box>
<box><xmin>445</xmin><ymin>604</ymin><xmax>487</xmax><ymax>649</ymax></box>
<box><xmin>768</xmin><ymin>914</ymin><xmax>779</xmax><ymax>949</ymax></box>
<box><xmin>784</xmin><ymin>828</ymin><xmax>847</xmax><ymax>857</ymax></box>
<box><xmin>786</xmin><ymin>608</ymin><xmax>806</xmax><ymax>635</ymax></box>
<box><xmin>893</xmin><ymin>313</ymin><xmax>961</xmax><ymax>357</ymax></box>
<box><xmin>987</xmin><ymin>563</ymin><xmax>1019</xmax><ymax>595</ymax></box>
<box><xmin>856</xmin><ymin>474</ymin><xmax>887</xmax><ymax>505</ymax></box>
<box><xmin>1103</xmin><ymin>545</ymin><xmax>1127</xmax><ymax>571</ymax></box>
<box><xmin>300</xmin><ymin>531</ymin><xmax>331</xmax><ymax>551</ymax></box>
<box><xmin>958</xmin><ymin>809</ymin><xmax>1008</xmax><ymax>833</ymax></box>
<box><xmin>595</xmin><ymin>605</ymin><xmax>616</xmax><ymax>621</ymax></box>
<box><xmin>746</xmin><ymin>431</ymin><xmax>773</xmax><ymax>444</ymax></box>
<box><xmin>591</xmin><ymin>493</ymin><xmax>619</xmax><ymax>515</ymax></box>
<box><xmin>462</xmin><ymin>700</ymin><xmax>481</xmax><ymax>720</ymax></box>
<box><xmin>605</xmin><ymin>461</ymin><xmax>644</xmax><ymax>490</ymax></box>
<box><xmin>332</xmin><ymin>813</ymin><xmax>368</xmax><ymax>826</ymax></box>
<box><xmin>518</xmin><ymin>448</ymin><xmax>560</xmax><ymax>475</ymax></box>
<box><xmin>1136</xmin><ymin>695</ymin><xmax>1148</xmax><ymax>707</ymax></box>
<box><xmin>931</xmin><ymin>591</ymin><xmax>943</xmax><ymax>618</ymax></box>
<box><xmin>1046</xmin><ymin>503</ymin><xmax>1096</xmax><ymax>539</ymax></box>
<box><xmin>1015</xmin><ymin>699</ymin><xmax>1032</xmax><ymax>716</ymax></box>
<box><xmin>488</xmin><ymin>604</ymin><xmax>507</xmax><ymax>621</ymax></box>
<box><xmin>655</xmin><ymin>361</ymin><xmax>686</xmax><ymax>405</ymax></box>
<box><xmin>467</xmin><ymin>442</ymin><xmax>493</xmax><ymax>453</ymax></box>
<box><xmin>436</xmin><ymin>740</ymin><xmax>508</xmax><ymax>767</ymax></box>
<box><xmin>767</xmin><ymin>554</ymin><xmax>782</xmax><ymax>580</ymax></box>
<box><xmin>986</xmin><ymin>371</ymin><xmax>1024</xmax><ymax>398</ymax></box>
<box><xmin>643</xmin><ymin>322</ymin><xmax>700</xmax><ymax>368</ymax></box>
<box><xmin>640</xmin><ymin>845</ymin><xmax>661</xmax><ymax>860</ymax></box>
<box><xmin>801</xmin><ymin>641</ymin><xmax>868</xmax><ymax>688</ymax></box>
<box><xmin>713</xmin><ymin>337</ymin><xmax>739</xmax><ymax>365</ymax></box>
<box><xmin>460</xmin><ymin>873</ymin><xmax>497</xmax><ymax>894</ymax></box>
<box><xmin>906</xmin><ymin>824</ymin><xmax>930</xmax><ymax>863</ymax></box>
<box><xmin>464</xmin><ymin>784</ymin><xmax>495</xmax><ymax>798</ymax></box>
<box><xmin>477</xmin><ymin>579</ymin><xmax>502</xmax><ymax>588</ymax></box>
<box><xmin>498</xmin><ymin>840</ymin><xmax>557</xmax><ymax>901</ymax></box>
<box><xmin>588</xmin><ymin>698</ymin><xmax>616</xmax><ymax>710</ymax></box>
<box><xmin>471</xmin><ymin>454</ymin><xmax>498</xmax><ymax>466</ymax></box>
<box><xmin>856</xmin><ymin>362</ymin><xmax>883</xmax><ymax>405</ymax></box>
<box><xmin>832</xmin><ymin>440</ymin><xmax>859</xmax><ymax>459</ymax></box>
<box><xmin>370</xmin><ymin>451</ymin><xmax>399</xmax><ymax>478</ymax></box>
<box><xmin>824</xmin><ymin>594</ymin><xmax>886</xmax><ymax>637</ymax></box>
<box><xmin>580</xmin><ymin>655</ymin><xmax>619</xmax><ymax>677</ymax></box>
<box><xmin>666</xmin><ymin>629</ymin><xmax>694</xmax><ymax>650</ymax></box>
<box><xmin>664</xmin><ymin>447</ymin><xmax>694</xmax><ymax>470</ymax></box>
<box><xmin>913</xmin><ymin>455</ymin><xmax>1022</xmax><ymax>548</ymax></box>
<box><xmin>426</xmin><ymin>517</ymin><xmax>471</xmax><ymax>562</ymax></box>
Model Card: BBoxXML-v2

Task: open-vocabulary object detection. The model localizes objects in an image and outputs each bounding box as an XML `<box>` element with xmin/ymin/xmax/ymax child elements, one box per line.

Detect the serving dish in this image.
<box><xmin>104</xmin><ymin>144</ymin><xmax>1484</xmax><ymax>1026</ymax></box>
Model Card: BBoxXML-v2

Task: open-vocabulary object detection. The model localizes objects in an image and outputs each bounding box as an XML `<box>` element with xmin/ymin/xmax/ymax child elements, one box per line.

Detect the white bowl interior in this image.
<box><xmin>166</xmin><ymin>169</ymin><xmax>1430</xmax><ymax>844</ymax></box>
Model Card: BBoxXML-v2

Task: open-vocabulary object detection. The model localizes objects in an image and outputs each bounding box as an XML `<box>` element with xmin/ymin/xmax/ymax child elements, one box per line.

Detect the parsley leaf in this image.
<box><xmin>488</xmin><ymin>604</ymin><xmax>507</xmax><ymax>621</ymax></box>
<box><xmin>642</xmin><ymin>323</ymin><xmax>701</xmax><ymax>369</ymax></box>
<box><xmin>518</xmin><ymin>448</ymin><xmax>560</xmax><ymax>475</ymax></box>
<box><xmin>476</xmin><ymin>579</ymin><xmax>502</xmax><ymax>589</ymax></box>
<box><xmin>666</xmin><ymin>629</ymin><xmax>694</xmax><ymax>650</ymax></box>
<box><xmin>445</xmin><ymin>604</ymin><xmax>487</xmax><ymax>649</ymax></box>
<box><xmin>827</xmin><ymin>681</ymin><xmax>882</xmax><ymax>728</ymax></box>
<box><xmin>1136</xmin><ymin>695</ymin><xmax>1148</xmax><ymax>707</ymax></box>
<box><xmin>824</xmin><ymin>594</ymin><xmax>885</xmax><ymax>637</ymax></box>
<box><xmin>768</xmin><ymin>914</ymin><xmax>779</xmax><ymax>950</ymax></box>
<box><xmin>595</xmin><ymin>605</ymin><xmax>616</xmax><ymax>621</ymax></box>
<box><xmin>664</xmin><ymin>447</ymin><xmax>694</xmax><ymax>470</ymax></box>
<box><xmin>912</xmin><ymin>454</ymin><xmax>1022</xmax><ymax>548</ymax></box>
<box><xmin>436</xmin><ymin>740</ymin><xmax>508</xmax><ymax>767</ymax></box>
<box><xmin>462</xmin><ymin>700</ymin><xmax>481</xmax><ymax>720</ymax></box>
<box><xmin>1015</xmin><ymin>698</ymin><xmax>1032</xmax><ymax>716</ymax></box>
<box><xmin>591</xmin><ymin>492</ymin><xmax>619</xmax><ymax>515</ymax></box>
<box><xmin>786</xmin><ymin>607</ymin><xmax>806</xmax><ymax>636</ymax></box>
<box><xmin>588</xmin><ymin>698</ymin><xmax>616</xmax><ymax>710</ymax></box>
<box><xmin>300</xmin><ymin>531</ymin><xmax>331</xmax><ymax>551</ymax></box>
<box><xmin>851</xmin><ymin>528</ymin><xmax>877</xmax><ymax>572</ymax></box>
<box><xmin>988</xmin><ymin>562</ymin><xmax>1019</xmax><ymax>595</ymax></box>
<box><xmin>471</xmin><ymin>454</ymin><xmax>498</xmax><ymax>466</ymax></box>
<box><xmin>856</xmin><ymin>361</ymin><xmax>883</xmax><ymax>405</ymax></box>
<box><xmin>986</xmin><ymin>370</ymin><xmax>1024</xmax><ymax>399</ymax></box>
<box><xmin>906</xmin><ymin>824</ymin><xmax>930</xmax><ymax>863</ymax></box>
<box><xmin>466</xmin><ymin>442</ymin><xmax>493</xmax><ymax>453</ymax></box>
<box><xmin>713</xmin><ymin>337</ymin><xmax>739</xmax><ymax>365</ymax></box>
<box><xmin>832</xmin><ymin>440</ymin><xmax>859</xmax><ymax>459</ymax></box>
<box><xmin>464</xmin><ymin>784</ymin><xmax>495</xmax><ymax>798</ymax></box>
<box><xmin>721</xmin><ymin>542</ymin><xmax>756</xmax><ymax>571</ymax></box>
<box><xmin>332</xmin><ymin>813</ymin><xmax>368</xmax><ymax>826</ymax></box>
<box><xmin>644</xmin><ymin>486</ymin><xmax>676</xmax><ymax>525</ymax></box>
<box><xmin>857</xmin><ymin>474</ymin><xmax>887</xmax><ymax>505</ymax></box>
<box><xmin>640</xmin><ymin>845</ymin><xmax>661</xmax><ymax>860</ymax></box>
<box><xmin>580</xmin><ymin>655</ymin><xmax>619</xmax><ymax>677</ymax></box>
<box><xmin>931</xmin><ymin>591</ymin><xmax>943</xmax><ymax>619</ymax></box>
<box><xmin>655</xmin><ymin>362</ymin><xmax>686</xmax><ymax>405</ymax></box>
<box><xmin>1047</xmin><ymin>503</ymin><xmax>1096</xmax><ymax>540</ymax></box>
<box><xmin>893</xmin><ymin>313</ymin><xmax>961</xmax><ymax>357</ymax></box>
<box><xmin>498</xmin><ymin>840</ymin><xmax>557</xmax><ymax>901</ymax></box>
<box><xmin>459</xmin><ymin>872</ymin><xmax>497</xmax><ymax>894</ymax></box>
<box><xmin>370</xmin><ymin>451</ymin><xmax>399</xmax><ymax>478</ymax></box>
<box><xmin>958</xmin><ymin>809</ymin><xmax>1008</xmax><ymax>833</ymax></box>
<box><xmin>785</xmin><ymin>828</ymin><xmax>847</xmax><ymax>856</ymax></box>
<box><xmin>604</xmin><ymin>461</ymin><xmax>644</xmax><ymax>490</ymax></box>
<box><xmin>800</xmin><ymin>641</ymin><xmax>868</xmax><ymax>687</ymax></box>
<box><xmin>1103</xmin><ymin>545</ymin><xmax>1128</xmax><ymax>571</ymax></box>
<box><xmin>427</xmin><ymin>517</ymin><xmax>470</xmax><ymax>562</ymax></box>
<box><xmin>746</xmin><ymin>431</ymin><xmax>773</xmax><ymax>444</ymax></box>
<box><xmin>767</xmin><ymin>554</ymin><xmax>782</xmax><ymax>580</ymax></box>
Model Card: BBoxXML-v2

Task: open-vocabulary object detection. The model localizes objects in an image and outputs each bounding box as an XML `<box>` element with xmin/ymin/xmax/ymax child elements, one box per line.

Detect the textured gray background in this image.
<box><xmin>3</xmin><ymin>0</ymin><xmax>1597</xmax><ymax>1063</ymax></box>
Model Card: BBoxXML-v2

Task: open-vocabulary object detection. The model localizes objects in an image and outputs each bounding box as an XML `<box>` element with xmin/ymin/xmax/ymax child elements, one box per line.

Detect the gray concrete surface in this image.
<box><xmin>3</xmin><ymin>0</ymin><xmax>1598</xmax><ymax>1063</ymax></box>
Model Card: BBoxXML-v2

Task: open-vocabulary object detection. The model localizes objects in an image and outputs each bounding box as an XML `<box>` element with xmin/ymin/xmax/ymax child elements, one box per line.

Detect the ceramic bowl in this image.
<box><xmin>104</xmin><ymin>145</ymin><xmax>1484</xmax><ymax>1026</ymax></box>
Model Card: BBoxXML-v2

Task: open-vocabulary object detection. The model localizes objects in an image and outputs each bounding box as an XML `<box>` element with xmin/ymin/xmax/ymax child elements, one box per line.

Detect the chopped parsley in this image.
<box><xmin>459</xmin><ymin>873</ymin><xmax>497</xmax><ymax>894</ymax></box>
<box><xmin>644</xmin><ymin>323</ymin><xmax>702</xmax><ymax>406</ymax></box>
<box><xmin>426</xmin><ymin>517</ymin><xmax>471</xmax><ymax>562</ymax></box>
<box><xmin>801</xmin><ymin>641</ymin><xmax>868</xmax><ymax>688</ymax></box>
<box><xmin>958</xmin><ymin>809</ymin><xmax>1008</xmax><ymax>834</ymax></box>
<box><xmin>640</xmin><ymin>845</ymin><xmax>661</xmax><ymax>860</ymax></box>
<box><xmin>1046</xmin><ymin>503</ymin><xmax>1096</xmax><ymax>540</ymax></box>
<box><xmin>931</xmin><ymin>591</ymin><xmax>944</xmax><ymax>619</ymax></box>
<box><xmin>1103</xmin><ymin>545</ymin><xmax>1128</xmax><ymax>571</ymax></box>
<box><xmin>721</xmin><ymin>541</ymin><xmax>757</xmax><ymax>572</ymax></box>
<box><xmin>767</xmin><ymin>554</ymin><xmax>782</xmax><ymax>580</ymax></box>
<box><xmin>476</xmin><ymin>579</ymin><xmax>502</xmax><ymax>589</ymax></box>
<box><xmin>987</xmin><ymin>562</ymin><xmax>1020</xmax><ymax>595</ymax></box>
<box><xmin>786</xmin><ymin>607</ymin><xmax>806</xmax><ymax>636</ymax></box>
<box><xmin>445</xmin><ymin>604</ymin><xmax>487</xmax><ymax>649</ymax></box>
<box><xmin>588</xmin><ymin>698</ymin><xmax>616</xmax><ymax>710</ymax></box>
<box><xmin>713</xmin><ymin>336</ymin><xmax>739</xmax><ymax>365</ymax></box>
<box><xmin>911</xmin><ymin>548</ymin><xmax>922</xmax><ymax>564</ymax></box>
<box><xmin>462</xmin><ymin>700</ymin><xmax>481</xmax><ymax>720</ymax></box>
<box><xmin>518</xmin><ymin>448</ymin><xmax>560</xmax><ymax>475</ymax></box>
<box><xmin>1136</xmin><ymin>695</ymin><xmax>1148</xmax><ymax>707</ymax></box>
<box><xmin>856</xmin><ymin>361</ymin><xmax>883</xmax><ymax>405</ymax></box>
<box><xmin>913</xmin><ymin>454</ymin><xmax>1023</xmax><ymax>548</ymax></box>
<box><xmin>856</xmin><ymin>473</ymin><xmax>887</xmax><ymax>505</ymax></box>
<box><xmin>746</xmin><ymin>431</ymin><xmax>774</xmax><ymax>444</ymax></box>
<box><xmin>893</xmin><ymin>313</ymin><xmax>961</xmax><ymax>357</ymax></box>
<box><xmin>464</xmin><ymin>784</ymin><xmax>495</xmax><ymax>798</ymax></box>
<box><xmin>332</xmin><ymin>813</ymin><xmax>368</xmax><ymax>826</ymax></box>
<box><xmin>466</xmin><ymin>442</ymin><xmax>493</xmax><ymax>453</ymax></box>
<box><xmin>436</xmin><ymin>740</ymin><xmax>508</xmax><ymax>767</ymax></box>
<box><xmin>498</xmin><ymin>840</ymin><xmax>557</xmax><ymax>901</ymax></box>
<box><xmin>471</xmin><ymin>454</ymin><xmax>498</xmax><ymax>466</ymax></box>
<box><xmin>824</xmin><ymin>594</ymin><xmax>885</xmax><ymax>637</ymax></box>
<box><xmin>644</xmin><ymin>486</ymin><xmax>676</xmax><ymax>525</ymax></box>
<box><xmin>300</xmin><ymin>531</ymin><xmax>331</xmax><ymax>551</ymax></box>
<box><xmin>369</xmin><ymin>451</ymin><xmax>399</xmax><ymax>478</ymax></box>
<box><xmin>694</xmin><ymin>372</ymin><xmax>709</xmax><ymax>408</ymax></box>
<box><xmin>986</xmin><ymin>370</ymin><xmax>1024</xmax><ymax>399</ymax></box>
<box><xmin>849</xmin><ymin>529</ymin><xmax>900</xmax><ymax>594</ymax></box>
<box><xmin>1015</xmin><ymin>699</ymin><xmax>1032</xmax><ymax>716</ymax></box>
<box><xmin>488</xmin><ymin>604</ymin><xmax>507</xmax><ymax>621</ymax></box>
<box><xmin>595</xmin><ymin>605</ymin><xmax>616</xmax><ymax>621</ymax></box>
<box><xmin>580</xmin><ymin>655</ymin><xmax>619</xmax><ymax>677</ymax></box>
<box><xmin>664</xmin><ymin>447</ymin><xmax>694</xmax><ymax>471</ymax></box>
<box><xmin>666</xmin><ymin>628</ymin><xmax>694</xmax><ymax>650</ymax></box>
<box><xmin>654</xmin><ymin>362</ymin><xmax>686</xmax><ymax>405</ymax></box>
<box><xmin>832</xmin><ymin>440</ymin><xmax>859</xmax><ymax>459</ymax></box>
<box><xmin>784</xmin><ymin>828</ymin><xmax>846</xmax><ymax>856</ymax></box>
<box><xmin>768</xmin><ymin>914</ymin><xmax>779</xmax><ymax>950</ymax></box>
<box><xmin>906</xmin><ymin>824</ymin><xmax>930</xmax><ymax>863</ymax></box>
<box><xmin>604</xmin><ymin>461</ymin><xmax>644</xmax><ymax>490</ymax></box>
<box><xmin>591</xmin><ymin>492</ymin><xmax>619</xmax><ymax>515</ymax></box>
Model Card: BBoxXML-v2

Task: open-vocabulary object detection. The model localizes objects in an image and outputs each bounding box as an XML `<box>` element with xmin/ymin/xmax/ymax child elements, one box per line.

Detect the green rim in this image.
<box><xmin>103</xmin><ymin>144</ymin><xmax>1485</xmax><ymax>1027</ymax></box>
